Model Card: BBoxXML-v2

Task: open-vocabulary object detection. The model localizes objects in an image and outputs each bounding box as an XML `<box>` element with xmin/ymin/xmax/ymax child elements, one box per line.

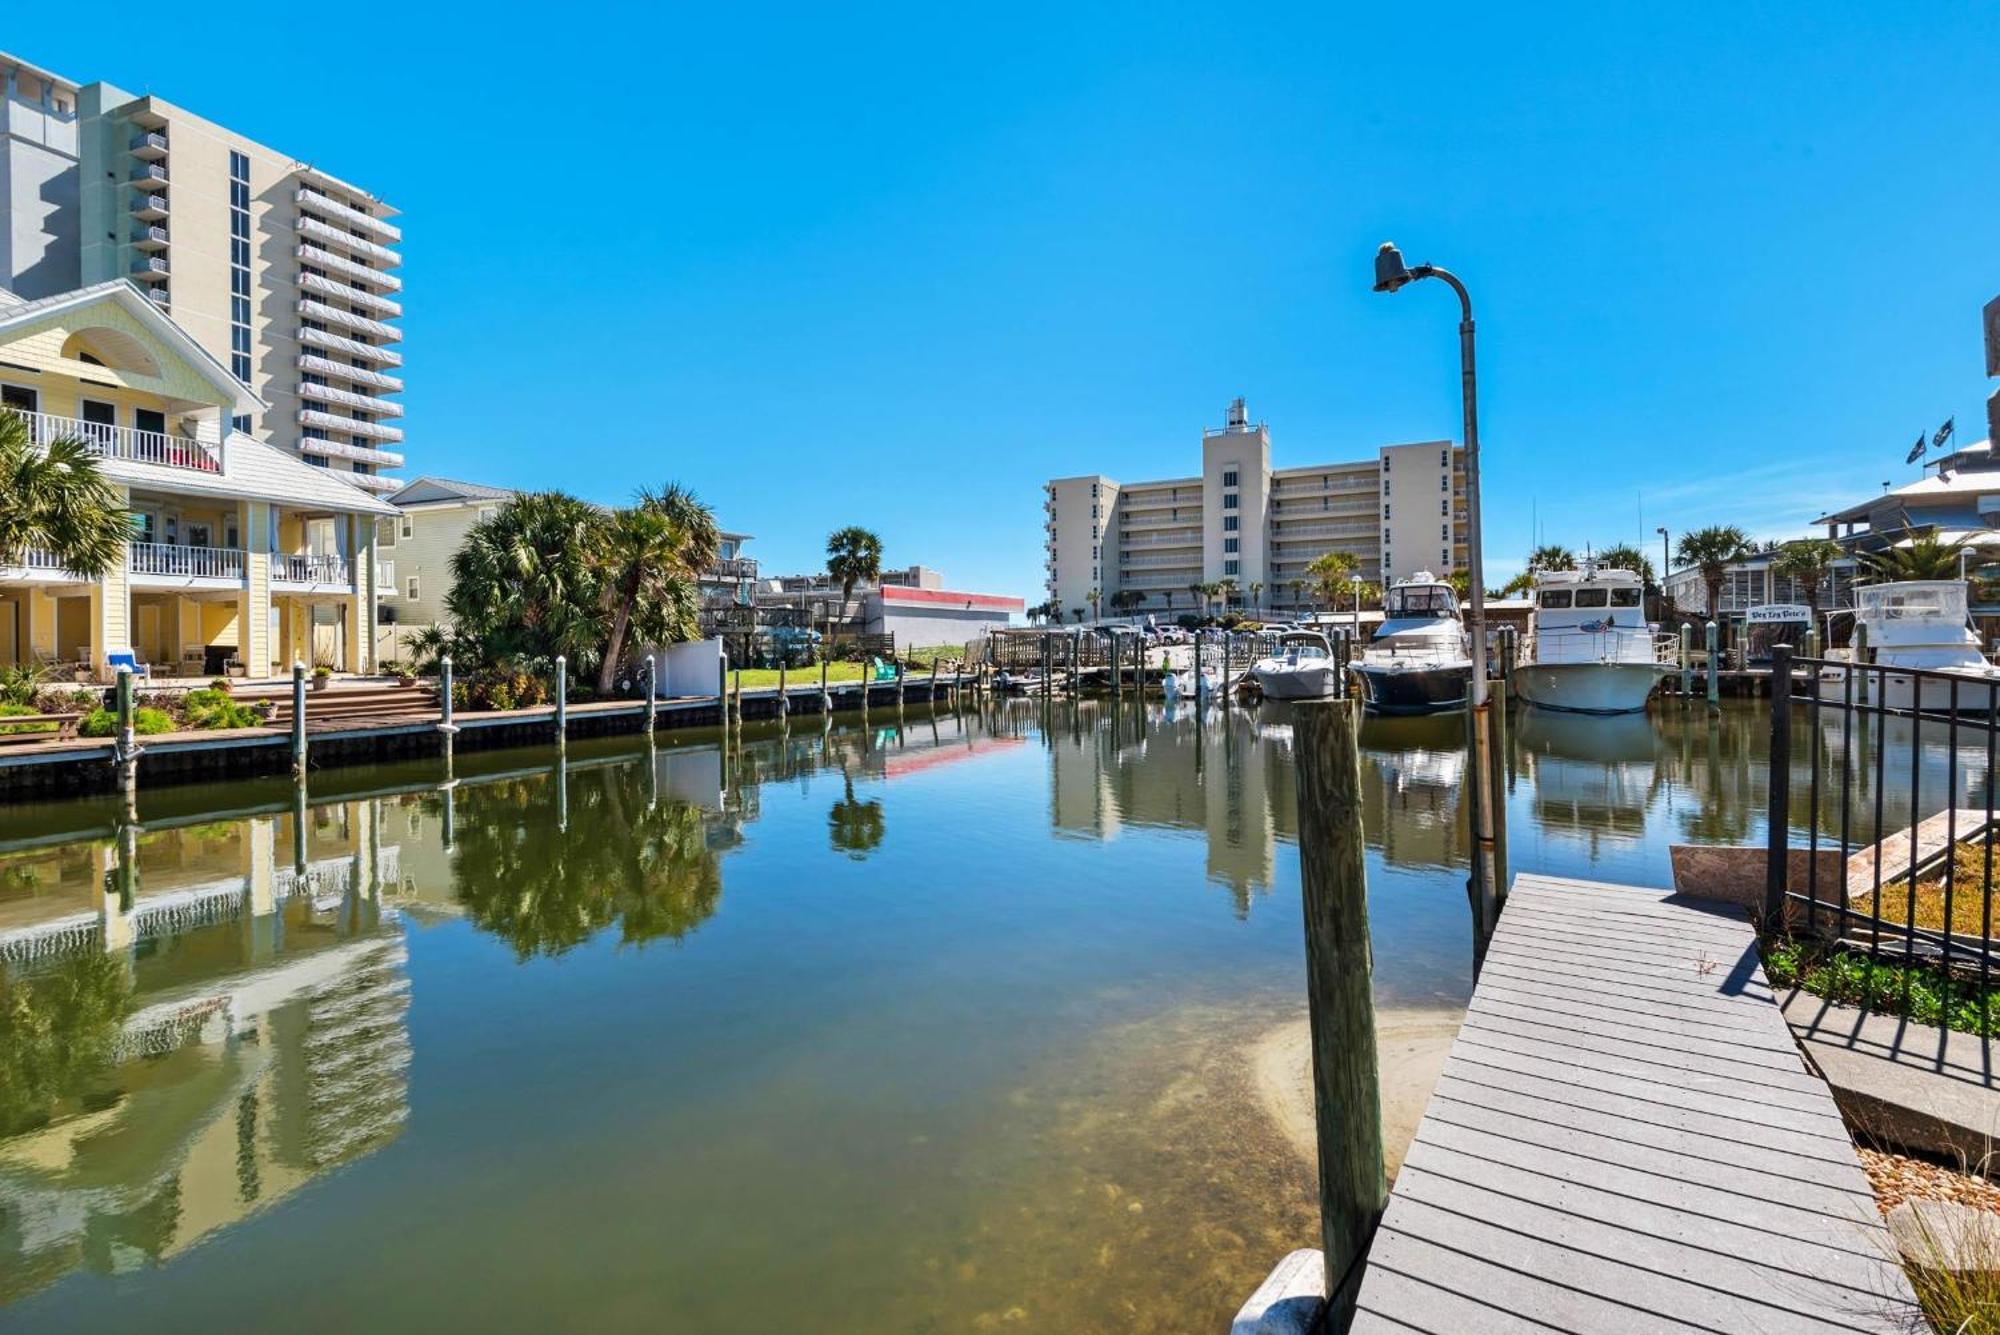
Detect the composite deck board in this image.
<box><xmin>1350</xmin><ymin>873</ymin><xmax>1918</xmax><ymax>1333</ymax></box>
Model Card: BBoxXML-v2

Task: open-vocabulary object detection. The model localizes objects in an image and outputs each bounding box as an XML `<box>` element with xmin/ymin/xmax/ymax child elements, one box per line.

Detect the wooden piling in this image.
<box><xmin>290</xmin><ymin>662</ymin><xmax>308</xmax><ymax>775</ymax></box>
<box><xmin>1292</xmin><ymin>698</ymin><xmax>1387</xmax><ymax>1327</ymax></box>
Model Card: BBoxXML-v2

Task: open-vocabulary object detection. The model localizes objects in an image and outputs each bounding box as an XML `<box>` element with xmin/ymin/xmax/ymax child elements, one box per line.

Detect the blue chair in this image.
<box><xmin>106</xmin><ymin>650</ymin><xmax>151</xmax><ymax>679</ymax></box>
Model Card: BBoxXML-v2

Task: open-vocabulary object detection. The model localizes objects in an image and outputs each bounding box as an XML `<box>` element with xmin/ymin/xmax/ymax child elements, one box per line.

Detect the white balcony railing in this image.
<box><xmin>3</xmin><ymin>548</ymin><xmax>76</xmax><ymax>575</ymax></box>
<box><xmin>295</xmin><ymin>187</ymin><xmax>403</xmax><ymax>243</ymax></box>
<box><xmin>296</xmin><ymin>215</ymin><xmax>402</xmax><ymax>267</ymax></box>
<box><xmin>129</xmin><ymin>542</ymin><xmax>244</xmax><ymax>580</ymax></box>
<box><xmin>298</xmin><ymin>434</ymin><xmax>405</xmax><ymax>468</ymax></box>
<box><xmin>295</xmin><ymin>243</ymin><xmax>402</xmax><ymax>292</ymax></box>
<box><xmin>296</xmin><ymin>354</ymin><xmax>404</xmax><ymax>393</ymax></box>
<box><xmin>343</xmin><ymin>472</ymin><xmax>403</xmax><ymax>494</ymax></box>
<box><xmin>300</xmin><ymin>381</ymin><xmax>403</xmax><ymax>418</ymax></box>
<box><xmin>299</xmin><ymin>271</ymin><xmax>403</xmax><ymax>318</ymax></box>
<box><xmin>297</xmin><ymin>408</ymin><xmax>404</xmax><ymax>444</ymax></box>
<box><xmin>299</xmin><ymin>326</ymin><xmax>403</xmax><ymax>369</ymax></box>
<box><xmin>131</xmin><ymin>192</ymin><xmax>169</xmax><ymax>218</ymax></box>
<box><xmin>297</xmin><ymin>299</ymin><xmax>400</xmax><ymax>342</ymax></box>
<box><xmin>9</xmin><ymin>409</ymin><xmax>221</xmax><ymax>473</ymax></box>
<box><xmin>275</xmin><ymin>553</ymin><xmax>350</xmax><ymax>585</ymax></box>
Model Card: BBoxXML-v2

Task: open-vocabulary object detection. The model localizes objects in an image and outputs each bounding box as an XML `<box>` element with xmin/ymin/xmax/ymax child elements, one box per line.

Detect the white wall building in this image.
<box><xmin>1042</xmin><ymin>399</ymin><xmax>1467</xmax><ymax>617</ymax></box>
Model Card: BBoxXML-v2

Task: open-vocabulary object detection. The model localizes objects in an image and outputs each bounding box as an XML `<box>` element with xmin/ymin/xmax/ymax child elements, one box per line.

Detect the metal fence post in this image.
<box><xmin>291</xmin><ymin>661</ymin><xmax>308</xmax><ymax>775</ymax></box>
<box><xmin>1765</xmin><ymin>643</ymin><xmax>1793</xmax><ymax>924</ymax></box>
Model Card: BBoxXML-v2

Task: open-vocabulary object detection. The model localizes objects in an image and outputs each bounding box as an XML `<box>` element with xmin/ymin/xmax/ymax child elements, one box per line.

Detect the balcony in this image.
<box><xmin>132</xmin><ymin>223</ymin><xmax>169</xmax><ymax>250</ymax></box>
<box><xmin>297</xmin><ymin>299</ymin><xmax>399</xmax><ymax>342</ymax></box>
<box><xmin>298</xmin><ymin>434</ymin><xmax>405</xmax><ymax>468</ymax></box>
<box><xmin>299</xmin><ymin>271</ymin><xmax>403</xmax><ymax>318</ymax></box>
<box><xmin>296</xmin><ymin>354</ymin><xmax>404</xmax><ymax>393</ymax></box>
<box><xmin>129</xmin><ymin>542</ymin><xmax>244</xmax><ymax>581</ymax></box>
<box><xmin>295</xmin><ymin>243</ymin><xmax>402</xmax><ymax>292</ymax></box>
<box><xmin>9</xmin><ymin>409</ymin><xmax>220</xmax><ymax>473</ymax></box>
<box><xmin>705</xmin><ymin>556</ymin><xmax>759</xmax><ymax>582</ymax></box>
<box><xmin>296</xmin><ymin>215</ymin><xmax>402</xmax><ymax>267</ymax></box>
<box><xmin>343</xmin><ymin>472</ymin><xmax>402</xmax><ymax>494</ymax></box>
<box><xmin>143</xmin><ymin>287</ymin><xmax>170</xmax><ymax>311</ymax></box>
<box><xmin>299</xmin><ymin>326</ymin><xmax>403</xmax><ymax>368</ymax></box>
<box><xmin>131</xmin><ymin>255</ymin><xmax>169</xmax><ymax>281</ymax></box>
<box><xmin>131</xmin><ymin>192</ymin><xmax>169</xmax><ymax>221</ymax></box>
<box><xmin>273</xmin><ymin>553</ymin><xmax>351</xmax><ymax>586</ymax></box>
<box><xmin>295</xmin><ymin>187</ymin><xmax>402</xmax><ymax>243</ymax></box>
<box><xmin>128</xmin><ymin>161</ymin><xmax>169</xmax><ymax>188</ymax></box>
<box><xmin>0</xmin><ymin>547</ymin><xmax>80</xmax><ymax>579</ymax></box>
<box><xmin>300</xmin><ymin>381</ymin><xmax>403</xmax><ymax>418</ymax></box>
<box><xmin>129</xmin><ymin>130</ymin><xmax>169</xmax><ymax>159</ymax></box>
<box><xmin>297</xmin><ymin>408</ymin><xmax>404</xmax><ymax>444</ymax></box>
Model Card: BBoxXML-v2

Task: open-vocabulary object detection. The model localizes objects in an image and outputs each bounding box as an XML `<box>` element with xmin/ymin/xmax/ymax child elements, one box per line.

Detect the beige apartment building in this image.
<box><xmin>1042</xmin><ymin>399</ymin><xmax>1467</xmax><ymax>618</ymax></box>
<box><xmin>2</xmin><ymin>49</ymin><xmax>405</xmax><ymax>498</ymax></box>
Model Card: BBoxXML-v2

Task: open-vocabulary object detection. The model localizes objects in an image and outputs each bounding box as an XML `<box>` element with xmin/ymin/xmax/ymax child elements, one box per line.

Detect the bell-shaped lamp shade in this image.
<box><xmin>1373</xmin><ymin>241</ymin><xmax>1412</xmax><ymax>293</ymax></box>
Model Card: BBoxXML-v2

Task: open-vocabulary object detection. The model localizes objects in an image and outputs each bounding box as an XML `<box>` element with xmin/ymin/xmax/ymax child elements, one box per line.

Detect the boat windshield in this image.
<box><xmin>1856</xmin><ymin>584</ymin><xmax>1967</xmax><ymax>623</ymax></box>
<box><xmin>1386</xmin><ymin>585</ymin><xmax>1457</xmax><ymax>618</ymax></box>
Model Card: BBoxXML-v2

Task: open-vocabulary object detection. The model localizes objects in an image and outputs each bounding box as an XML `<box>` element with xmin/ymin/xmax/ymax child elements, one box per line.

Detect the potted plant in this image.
<box><xmin>311</xmin><ymin>663</ymin><xmax>332</xmax><ymax>691</ymax></box>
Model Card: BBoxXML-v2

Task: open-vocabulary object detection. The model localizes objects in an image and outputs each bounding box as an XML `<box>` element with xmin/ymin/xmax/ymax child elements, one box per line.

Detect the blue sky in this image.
<box><xmin>13</xmin><ymin>4</ymin><xmax>1997</xmax><ymax>592</ymax></box>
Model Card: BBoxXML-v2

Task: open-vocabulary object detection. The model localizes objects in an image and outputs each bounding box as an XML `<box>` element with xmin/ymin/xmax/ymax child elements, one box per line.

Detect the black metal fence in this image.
<box><xmin>1766</xmin><ymin>643</ymin><xmax>2000</xmax><ymax>981</ymax></box>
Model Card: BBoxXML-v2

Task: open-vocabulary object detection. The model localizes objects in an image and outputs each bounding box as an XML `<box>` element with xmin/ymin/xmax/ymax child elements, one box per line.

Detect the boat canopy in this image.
<box><xmin>1854</xmin><ymin>581</ymin><xmax>1968</xmax><ymax>625</ymax></box>
<box><xmin>1383</xmin><ymin>576</ymin><xmax>1459</xmax><ymax>620</ymax></box>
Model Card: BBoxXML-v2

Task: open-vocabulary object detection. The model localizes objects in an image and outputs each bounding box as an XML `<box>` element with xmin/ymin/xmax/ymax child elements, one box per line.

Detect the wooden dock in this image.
<box><xmin>1348</xmin><ymin>872</ymin><xmax>1920</xmax><ymax>1333</ymax></box>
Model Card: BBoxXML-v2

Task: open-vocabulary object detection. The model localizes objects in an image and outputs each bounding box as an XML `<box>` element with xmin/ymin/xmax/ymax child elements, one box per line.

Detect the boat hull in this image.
<box><xmin>1516</xmin><ymin>662</ymin><xmax>1662</xmax><ymax>715</ymax></box>
<box><xmin>1251</xmin><ymin>663</ymin><xmax>1344</xmax><ymax>701</ymax></box>
<box><xmin>1819</xmin><ymin>666</ymin><xmax>2000</xmax><ymax>715</ymax></box>
<box><xmin>1354</xmin><ymin>663</ymin><xmax>1471</xmax><ymax>715</ymax></box>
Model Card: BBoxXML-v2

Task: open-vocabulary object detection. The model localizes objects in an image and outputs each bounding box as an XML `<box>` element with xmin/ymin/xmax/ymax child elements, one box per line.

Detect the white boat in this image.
<box><xmin>1515</xmin><ymin>562</ymin><xmax>1672</xmax><ymax>715</ymax></box>
<box><xmin>1352</xmin><ymin>574</ymin><xmax>1473</xmax><ymax>715</ymax></box>
<box><xmin>1823</xmin><ymin>580</ymin><xmax>2000</xmax><ymax>715</ymax></box>
<box><xmin>1249</xmin><ymin>631</ymin><xmax>1343</xmax><ymax>701</ymax></box>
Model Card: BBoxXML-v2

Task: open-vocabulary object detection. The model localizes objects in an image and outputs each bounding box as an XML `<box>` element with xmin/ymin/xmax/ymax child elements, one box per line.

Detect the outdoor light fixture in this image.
<box><xmin>1372</xmin><ymin>242</ymin><xmax>1414</xmax><ymax>293</ymax></box>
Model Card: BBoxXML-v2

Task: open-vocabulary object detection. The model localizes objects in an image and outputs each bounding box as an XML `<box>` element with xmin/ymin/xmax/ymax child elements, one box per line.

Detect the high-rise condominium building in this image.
<box><xmin>1041</xmin><ymin>399</ymin><xmax>1466</xmax><ymax>617</ymax></box>
<box><xmin>1</xmin><ymin>51</ymin><xmax>404</xmax><ymax>494</ymax></box>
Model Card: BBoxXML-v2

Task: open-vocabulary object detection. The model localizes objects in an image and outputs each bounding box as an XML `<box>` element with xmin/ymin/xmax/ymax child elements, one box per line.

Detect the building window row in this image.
<box><xmin>227</xmin><ymin>150</ymin><xmax>254</xmax><ymax>401</ymax></box>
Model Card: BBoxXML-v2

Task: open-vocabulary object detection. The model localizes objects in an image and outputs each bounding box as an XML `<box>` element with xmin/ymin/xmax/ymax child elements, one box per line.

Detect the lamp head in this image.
<box><xmin>1373</xmin><ymin>242</ymin><xmax>1413</xmax><ymax>293</ymax></box>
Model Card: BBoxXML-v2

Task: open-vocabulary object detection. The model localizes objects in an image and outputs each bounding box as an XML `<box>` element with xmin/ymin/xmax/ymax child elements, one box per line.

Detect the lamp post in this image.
<box><xmin>1656</xmin><ymin>526</ymin><xmax>1670</xmax><ymax>588</ymax></box>
<box><xmin>1374</xmin><ymin>241</ymin><xmax>1504</xmax><ymax>939</ymax></box>
<box><xmin>1962</xmin><ymin>545</ymin><xmax>1980</xmax><ymax>582</ymax></box>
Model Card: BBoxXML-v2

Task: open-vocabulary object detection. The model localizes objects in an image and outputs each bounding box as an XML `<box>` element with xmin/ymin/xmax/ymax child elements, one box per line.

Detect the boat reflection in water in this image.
<box><xmin>1514</xmin><ymin>709</ymin><xmax>1660</xmax><ymax>843</ymax></box>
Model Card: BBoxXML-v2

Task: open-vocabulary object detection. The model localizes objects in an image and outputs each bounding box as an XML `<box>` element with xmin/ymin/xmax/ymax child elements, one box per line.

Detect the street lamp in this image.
<box><xmin>1374</xmin><ymin>240</ymin><xmax>1502</xmax><ymax>939</ymax></box>
<box><xmin>1962</xmin><ymin>545</ymin><xmax>1980</xmax><ymax>581</ymax></box>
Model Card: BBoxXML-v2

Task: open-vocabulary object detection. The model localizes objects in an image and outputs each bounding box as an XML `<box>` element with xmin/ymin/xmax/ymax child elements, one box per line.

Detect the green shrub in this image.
<box><xmin>181</xmin><ymin>688</ymin><xmax>259</xmax><ymax>730</ymax></box>
<box><xmin>0</xmin><ymin>663</ymin><xmax>46</xmax><ymax>707</ymax></box>
<box><xmin>0</xmin><ymin>703</ymin><xmax>56</xmax><ymax>736</ymax></box>
<box><xmin>78</xmin><ymin>707</ymin><xmax>174</xmax><ymax>738</ymax></box>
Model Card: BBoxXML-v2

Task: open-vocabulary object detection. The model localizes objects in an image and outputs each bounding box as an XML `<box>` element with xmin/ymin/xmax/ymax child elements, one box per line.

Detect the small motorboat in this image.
<box><xmin>1352</xmin><ymin>573</ymin><xmax>1473</xmax><ymax>716</ymax></box>
<box><xmin>1250</xmin><ymin>631</ymin><xmax>1343</xmax><ymax>701</ymax></box>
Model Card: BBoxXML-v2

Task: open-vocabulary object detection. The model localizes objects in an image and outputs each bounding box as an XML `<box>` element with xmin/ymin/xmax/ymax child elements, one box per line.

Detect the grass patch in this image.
<box><xmin>727</xmin><ymin>663</ymin><xmax>867</xmax><ymax>690</ymax></box>
<box><xmin>1855</xmin><ymin>833</ymin><xmax>2000</xmax><ymax>939</ymax></box>
<box><xmin>1764</xmin><ymin>937</ymin><xmax>2000</xmax><ymax>1037</ymax></box>
<box><xmin>0</xmin><ymin>704</ymin><xmax>61</xmax><ymax>736</ymax></box>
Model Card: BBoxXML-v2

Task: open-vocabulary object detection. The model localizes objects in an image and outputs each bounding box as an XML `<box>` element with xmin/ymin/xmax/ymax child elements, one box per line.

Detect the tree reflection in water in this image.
<box><xmin>445</xmin><ymin>765</ymin><xmax>722</xmax><ymax>960</ymax></box>
<box><xmin>828</xmin><ymin>772</ymin><xmax>885</xmax><ymax>861</ymax></box>
<box><xmin>0</xmin><ymin>951</ymin><xmax>136</xmax><ymax>1136</ymax></box>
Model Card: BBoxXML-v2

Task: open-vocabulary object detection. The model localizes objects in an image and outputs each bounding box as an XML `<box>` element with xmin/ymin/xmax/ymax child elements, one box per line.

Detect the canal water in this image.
<box><xmin>0</xmin><ymin>697</ymin><xmax>1977</xmax><ymax>1331</ymax></box>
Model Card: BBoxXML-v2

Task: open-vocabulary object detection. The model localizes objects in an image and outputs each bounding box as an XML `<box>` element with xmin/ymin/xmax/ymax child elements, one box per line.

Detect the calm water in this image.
<box><xmin>0</xmin><ymin>697</ymin><xmax>1980</xmax><ymax>1331</ymax></box>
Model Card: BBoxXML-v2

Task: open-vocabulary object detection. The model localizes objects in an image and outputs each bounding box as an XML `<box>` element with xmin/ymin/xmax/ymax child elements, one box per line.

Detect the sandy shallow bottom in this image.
<box><xmin>1250</xmin><ymin>1007</ymin><xmax>1463</xmax><ymax>1180</ymax></box>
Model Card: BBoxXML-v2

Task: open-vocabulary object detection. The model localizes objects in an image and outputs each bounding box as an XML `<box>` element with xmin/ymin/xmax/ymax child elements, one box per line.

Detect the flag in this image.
<box><xmin>1907</xmin><ymin>433</ymin><xmax>1927</xmax><ymax>464</ymax></box>
<box><xmin>1934</xmin><ymin>417</ymin><xmax>1956</xmax><ymax>449</ymax></box>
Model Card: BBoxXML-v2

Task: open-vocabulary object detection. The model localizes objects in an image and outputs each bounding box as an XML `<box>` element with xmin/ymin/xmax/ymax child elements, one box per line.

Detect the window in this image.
<box><xmin>1539</xmin><ymin>589</ymin><xmax>1573</xmax><ymax>609</ymax></box>
<box><xmin>1223</xmin><ymin>468</ymin><xmax>1238</xmax><ymax>487</ymax></box>
<box><xmin>1224</xmin><ymin>559</ymin><xmax>1239</xmax><ymax>576</ymax></box>
<box><xmin>1440</xmin><ymin>474</ymin><xmax>1449</xmax><ymax>491</ymax></box>
<box><xmin>231</xmin><ymin>413</ymin><xmax>252</xmax><ymax>435</ymax></box>
<box><xmin>1383</xmin><ymin>504</ymin><xmax>1391</xmax><ymax>519</ymax></box>
<box><xmin>1610</xmin><ymin>588</ymin><xmax>1642</xmax><ymax>607</ymax></box>
<box><xmin>1441</xmin><ymin>549</ymin><xmax>1449</xmax><ymax>566</ymax></box>
<box><xmin>227</xmin><ymin>151</ymin><xmax>253</xmax><ymax>385</ymax></box>
<box><xmin>1223</xmin><ymin>492</ymin><xmax>1238</xmax><ymax>510</ymax></box>
<box><xmin>1441</xmin><ymin>499</ymin><xmax>1449</xmax><ymax>516</ymax></box>
<box><xmin>1223</xmin><ymin>515</ymin><xmax>1239</xmax><ymax>531</ymax></box>
<box><xmin>406</xmin><ymin>576</ymin><xmax>420</xmax><ymax>600</ymax></box>
<box><xmin>1440</xmin><ymin>449</ymin><xmax>1449</xmax><ymax>467</ymax></box>
<box><xmin>1441</xmin><ymin>525</ymin><xmax>1449</xmax><ymax>540</ymax></box>
<box><xmin>378</xmin><ymin>517</ymin><xmax>398</xmax><ymax>547</ymax></box>
<box><xmin>1574</xmin><ymin>588</ymin><xmax>1609</xmax><ymax>608</ymax></box>
<box><xmin>1223</xmin><ymin>537</ymin><xmax>1239</xmax><ymax>554</ymax></box>
<box><xmin>1383</xmin><ymin>480</ymin><xmax>1391</xmax><ymax>496</ymax></box>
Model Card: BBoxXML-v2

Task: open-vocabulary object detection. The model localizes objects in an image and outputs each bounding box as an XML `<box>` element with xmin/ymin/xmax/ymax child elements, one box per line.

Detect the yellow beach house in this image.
<box><xmin>0</xmin><ymin>279</ymin><xmax>396</xmax><ymax>682</ymax></box>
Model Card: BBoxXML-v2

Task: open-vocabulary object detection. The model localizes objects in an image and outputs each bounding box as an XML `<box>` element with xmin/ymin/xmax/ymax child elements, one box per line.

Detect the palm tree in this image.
<box><xmin>1162</xmin><ymin>590</ymin><xmax>1177</xmax><ymax>617</ymax></box>
<box><xmin>1860</xmin><ymin>533</ymin><xmax>1962</xmax><ymax>583</ymax></box>
<box><xmin>1186</xmin><ymin>582</ymin><xmax>1203</xmax><ymax>617</ymax></box>
<box><xmin>1305</xmin><ymin>551</ymin><xmax>1359</xmax><ymax>613</ymax></box>
<box><xmin>1675</xmin><ymin>525</ymin><xmax>1753</xmax><ymax>619</ymax></box>
<box><xmin>1595</xmin><ymin>544</ymin><xmax>1655</xmax><ymax>586</ymax></box>
<box><xmin>1772</xmin><ymin>538</ymin><xmax>1844</xmax><ymax>632</ymax></box>
<box><xmin>829</xmin><ymin>772</ymin><xmax>885</xmax><ymax>860</ymax></box>
<box><xmin>449</xmin><ymin>491</ymin><xmax>608</xmax><ymax>670</ymax></box>
<box><xmin>825</xmin><ymin>526</ymin><xmax>884</xmax><ymax>639</ymax></box>
<box><xmin>1086</xmin><ymin>588</ymin><xmax>1102</xmax><ymax>623</ymax></box>
<box><xmin>0</xmin><ymin>411</ymin><xmax>129</xmax><ymax>579</ymax></box>
<box><xmin>1071</xmin><ymin>607</ymin><xmax>1085</xmax><ymax>624</ymax></box>
<box><xmin>1500</xmin><ymin>570</ymin><xmax>1536</xmax><ymax>598</ymax></box>
<box><xmin>1249</xmin><ymin>580</ymin><xmax>1264</xmax><ymax>613</ymax></box>
<box><xmin>594</xmin><ymin>484</ymin><xmax>718</xmax><ymax>693</ymax></box>
<box><xmin>1289</xmin><ymin>578</ymin><xmax>1306</xmax><ymax>611</ymax></box>
<box><xmin>1527</xmin><ymin>544</ymin><xmax>1575</xmax><ymax>572</ymax></box>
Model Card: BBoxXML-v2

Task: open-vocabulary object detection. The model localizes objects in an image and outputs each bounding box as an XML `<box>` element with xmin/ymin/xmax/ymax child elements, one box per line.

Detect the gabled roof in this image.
<box><xmin>106</xmin><ymin>433</ymin><xmax>398</xmax><ymax>516</ymax></box>
<box><xmin>387</xmin><ymin>476</ymin><xmax>518</xmax><ymax>507</ymax></box>
<box><xmin>0</xmin><ymin>279</ymin><xmax>264</xmax><ymax>416</ymax></box>
<box><xmin>1818</xmin><ymin>445</ymin><xmax>2000</xmax><ymax>525</ymax></box>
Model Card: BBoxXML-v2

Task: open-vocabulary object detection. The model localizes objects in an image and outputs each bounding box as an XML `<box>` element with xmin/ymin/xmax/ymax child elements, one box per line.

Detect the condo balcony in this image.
<box><xmin>299</xmin><ymin>271</ymin><xmax>402</xmax><ymax>318</ymax></box>
<box><xmin>300</xmin><ymin>381</ymin><xmax>402</xmax><ymax>419</ymax></box>
<box><xmin>705</xmin><ymin>557</ymin><xmax>759</xmax><ymax>582</ymax></box>
<box><xmin>132</xmin><ymin>223</ymin><xmax>169</xmax><ymax>250</ymax></box>
<box><xmin>272</xmin><ymin>552</ymin><xmax>351</xmax><ymax>586</ymax></box>
<box><xmin>300</xmin><ymin>432</ymin><xmax>405</xmax><ymax>468</ymax></box>
<box><xmin>130</xmin><ymin>254</ymin><xmax>170</xmax><ymax>281</ymax></box>
<box><xmin>295</xmin><ymin>243</ymin><xmax>402</xmax><ymax>292</ymax></box>
<box><xmin>143</xmin><ymin>287</ymin><xmax>170</xmax><ymax>311</ymax></box>
<box><xmin>295</xmin><ymin>187</ymin><xmax>402</xmax><ymax>244</ymax></box>
<box><xmin>296</xmin><ymin>408</ymin><xmax>404</xmax><ymax>444</ymax></box>
<box><xmin>296</xmin><ymin>215</ymin><xmax>402</xmax><ymax>268</ymax></box>
<box><xmin>131</xmin><ymin>192</ymin><xmax>169</xmax><ymax>221</ymax></box>
<box><xmin>128</xmin><ymin>161</ymin><xmax>169</xmax><ymax>188</ymax></box>
<box><xmin>129</xmin><ymin>541</ymin><xmax>244</xmax><ymax>582</ymax></box>
<box><xmin>296</xmin><ymin>354</ymin><xmax>403</xmax><ymax>393</ymax></box>
<box><xmin>342</xmin><ymin>471</ymin><xmax>403</xmax><ymax>494</ymax></box>
<box><xmin>128</xmin><ymin>130</ymin><xmax>169</xmax><ymax>159</ymax></box>
<box><xmin>299</xmin><ymin>326</ymin><xmax>402</xmax><ymax>369</ymax></box>
<box><xmin>296</xmin><ymin>299</ymin><xmax>400</xmax><ymax>343</ymax></box>
<box><xmin>9</xmin><ymin>408</ymin><xmax>220</xmax><ymax>473</ymax></box>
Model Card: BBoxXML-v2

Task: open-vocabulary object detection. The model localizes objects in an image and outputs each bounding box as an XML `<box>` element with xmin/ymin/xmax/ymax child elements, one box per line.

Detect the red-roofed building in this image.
<box><xmin>866</xmin><ymin>584</ymin><xmax>1025</xmax><ymax>646</ymax></box>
